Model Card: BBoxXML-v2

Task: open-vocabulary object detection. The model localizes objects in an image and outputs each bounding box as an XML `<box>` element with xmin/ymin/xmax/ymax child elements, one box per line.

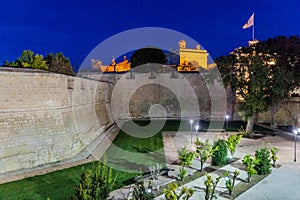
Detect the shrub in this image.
<box><xmin>164</xmin><ymin>183</ymin><xmax>194</xmax><ymax>200</ymax></box>
<box><xmin>211</xmin><ymin>139</ymin><xmax>228</xmax><ymax>166</ymax></box>
<box><xmin>130</xmin><ymin>177</ymin><xmax>154</xmax><ymax>200</ymax></box>
<box><xmin>238</xmin><ymin>126</ymin><xmax>251</xmax><ymax>138</ymax></box>
<box><xmin>226</xmin><ymin>134</ymin><xmax>242</xmax><ymax>158</ymax></box>
<box><xmin>178</xmin><ymin>147</ymin><xmax>195</xmax><ymax>180</ymax></box>
<box><xmin>178</xmin><ymin>166</ymin><xmax>187</xmax><ymax>181</ymax></box>
<box><xmin>178</xmin><ymin>147</ymin><xmax>195</xmax><ymax>167</ymax></box>
<box><xmin>254</xmin><ymin>147</ymin><xmax>271</xmax><ymax>175</ymax></box>
<box><xmin>242</xmin><ymin>154</ymin><xmax>258</xmax><ymax>183</ymax></box>
<box><xmin>195</xmin><ymin>138</ymin><xmax>217</xmax><ymax>172</ymax></box>
<box><xmin>72</xmin><ymin>156</ymin><xmax>117</xmax><ymax>200</ymax></box>
<box><xmin>223</xmin><ymin>170</ymin><xmax>240</xmax><ymax>195</ymax></box>
<box><xmin>270</xmin><ymin>147</ymin><xmax>279</xmax><ymax>167</ymax></box>
<box><xmin>204</xmin><ymin>174</ymin><xmax>221</xmax><ymax>200</ymax></box>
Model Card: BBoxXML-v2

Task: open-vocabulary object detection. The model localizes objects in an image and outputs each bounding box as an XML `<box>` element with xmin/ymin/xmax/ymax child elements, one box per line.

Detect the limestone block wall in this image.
<box><xmin>258</xmin><ymin>97</ymin><xmax>300</xmax><ymax>127</ymax></box>
<box><xmin>0</xmin><ymin>71</ymin><xmax>113</xmax><ymax>175</ymax></box>
<box><xmin>110</xmin><ymin>72</ymin><xmax>227</xmax><ymax>120</ymax></box>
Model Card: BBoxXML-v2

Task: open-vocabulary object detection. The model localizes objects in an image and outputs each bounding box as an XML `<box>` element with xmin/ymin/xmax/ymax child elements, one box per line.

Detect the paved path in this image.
<box><xmin>236</xmin><ymin>165</ymin><xmax>300</xmax><ymax>200</ymax></box>
<box><xmin>154</xmin><ymin>129</ymin><xmax>300</xmax><ymax>200</ymax></box>
<box><xmin>2</xmin><ymin>123</ymin><xmax>300</xmax><ymax>199</ymax></box>
<box><xmin>155</xmin><ymin>158</ymin><xmax>249</xmax><ymax>200</ymax></box>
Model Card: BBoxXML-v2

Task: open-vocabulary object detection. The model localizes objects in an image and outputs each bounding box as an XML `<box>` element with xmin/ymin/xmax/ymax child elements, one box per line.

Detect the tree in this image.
<box><xmin>256</xmin><ymin>36</ymin><xmax>300</xmax><ymax>127</ymax></box>
<box><xmin>214</xmin><ymin>54</ymin><xmax>238</xmax><ymax>117</ymax></box>
<box><xmin>226</xmin><ymin>134</ymin><xmax>242</xmax><ymax>159</ymax></box>
<box><xmin>178</xmin><ymin>147</ymin><xmax>195</xmax><ymax>180</ymax></box>
<box><xmin>194</xmin><ymin>138</ymin><xmax>216</xmax><ymax>172</ymax></box>
<box><xmin>130</xmin><ymin>47</ymin><xmax>167</xmax><ymax>71</ymax></box>
<box><xmin>45</xmin><ymin>52</ymin><xmax>75</xmax><ymax>76</ymax></box>
<box><xmin>223</xmin><ymin>170</ymin><xmax>240</xmax><ymax>195</ymax></box>
<box><xmin>215</xmin><ymin>36</ymin><xmax>300</xmax><ymax>135</ymax></box>
<box><xmin>242</xmin><ymin>154</ymin><xmax>258</xmax><ymax>183</ymax></box>
<box><xmin>72</xmin><ymin>157</ymin><xmax>117</xmax><ymax>200</ymax></box>
<box><xmin>4</xmin><ymin>50</ymin><xmax>48</xmax><ymax>70</ymax></box>
<box><xmin>204</xmin><ymin>174</ymin><xmax>221</xmax><ymax>200</ymax></box>
<box><xmin>270</xmin><ymin>146</ymin><xmax>279</xmax><ymax>167</ymax></box>
<box><xmin>164</xmin><ymin>183</ymin><xmax>194</xmax><ymax>200</ymax></box>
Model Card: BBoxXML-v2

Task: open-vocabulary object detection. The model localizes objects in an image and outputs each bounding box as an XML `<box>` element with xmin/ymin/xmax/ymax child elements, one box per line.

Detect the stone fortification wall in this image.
<box><xmin>0</xmin><ymin>71</ymin><xmax>114</xmax><ymax>175</ymax></box>
<box><xmin>0</xmin><ymin>70</ymin><xmax>231</xmax><ymax>176</ymax></box>
<box><xmin>110</xmin><ymin>72</ymin><xmax>227</xmax><ymax>120</ymax></box>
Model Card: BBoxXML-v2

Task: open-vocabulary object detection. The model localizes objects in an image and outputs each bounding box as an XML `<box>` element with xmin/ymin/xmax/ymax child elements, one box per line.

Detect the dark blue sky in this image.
<box><xmin>1</xmin><ymin>0</ymin><xmax>300</xmax><ymax>68</ymax></box>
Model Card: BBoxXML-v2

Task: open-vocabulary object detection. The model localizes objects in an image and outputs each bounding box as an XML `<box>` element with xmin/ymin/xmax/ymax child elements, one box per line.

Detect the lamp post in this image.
<box><xmin>189</xmin><ymin>119</ymin><xmax>193</xmax><ymax>144</ymax></box>
<box><xmin>225</xmin><ymin>115</ymin><xmax>229</xmax><ymax>131</ymax></box>
<box><xmin>294</xmin><ymin>129</ymin><xmax>298</xmax><ymax>162</ymax></box>
<box><xmin>195</xmin><ymin>125</ymin><xmax>199</xmax><ymax>138</ymax></box>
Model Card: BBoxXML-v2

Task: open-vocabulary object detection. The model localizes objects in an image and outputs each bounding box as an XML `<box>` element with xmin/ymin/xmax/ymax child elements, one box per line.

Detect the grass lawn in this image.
<box><xmin>0</xmin><ymin>120</ymin><xmax>169</xmax><ymax>200</ymax></box>
<box><xmin>0</xmin><ymin>162</ymin><xmax>139</xmax><ymax>200</ymax></box>
<box><xmin>105</xmin><ymin>120</ymin><xmax>185</xmax><ymax>174</ymax></box>
<box><xmin>0</xmin><ymin>120</ymin><xmax>274</xmax><ymax>199</ymax></box>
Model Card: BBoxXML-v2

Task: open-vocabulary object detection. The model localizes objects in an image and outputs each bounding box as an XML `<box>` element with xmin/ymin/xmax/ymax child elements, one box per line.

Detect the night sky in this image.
<box><xmin>1</xmin><ymin>0</ymin><xmax>300</xmax><ymax>70</ymax></box>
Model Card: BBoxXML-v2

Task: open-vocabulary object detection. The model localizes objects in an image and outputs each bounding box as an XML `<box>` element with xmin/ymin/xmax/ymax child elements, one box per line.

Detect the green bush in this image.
<box><xmin>204</xmin><ymin>174</ymin><xmax>221</xmax><ymax>200</ymax></box>
<box><xmin>212</xmin><ymin>139</ymin><xmax>228</xmax><ymax>166</ymax></box>
<box><xmin>178</xmin><ymin>147</ymin><xmax>195</xmax><ymax>180</ymax></box>
<box><xmin>72</xmin><ymin>157</ymin><xmax>117</xmax><ymax>200</ymax></box>
<box><xmin>195</xmin><ymin>138</ymin><xmax>216</xmax><ymax>172</ymax></box>
<box><xmin>178</xmin><ymin>147</ymin><xmax>195</xmax><ymax>167</ymax></box>
<box><xmin>131</xmin><ymin>177</ymin><xmax>154</xmax><ymax>200</ymax></box>
<box><xmin>164</xmin><ymin>183</ymin><xmax>194</xmax><ymax>200</ymax></box>
<box><xmin>178</xmin><ymin>166</ymin><xmax>187</xmax><ymax>181</ymax></box>
<box><xmin>242</xmin><ymin>154</ymin><xmax>258</xmax><ymax>183</ymax></box>
<box><xmin>254</xmin><ymin>147</ymin><xmax>271</xmax><ymax>175</ymax></box>
<box><xmin>226</xmin><ymin>134</ymin><xmax>242</xmax><ymax>158</ymax></box>
<box><xmin>270</xmin><ymin>147</ymin><xmax>279</xmax><ymax>167</ymax></box>
<box><xmin>223</xmin><ymin>170</ymin><xmax>240</xmax><ymax>195</ymax></box>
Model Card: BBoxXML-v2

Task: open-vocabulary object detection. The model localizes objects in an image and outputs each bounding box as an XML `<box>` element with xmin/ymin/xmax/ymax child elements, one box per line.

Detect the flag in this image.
<box><xmin>242</xmin><ymin>13</ymin><xmax>254</xmax><ymax>29</ymax></box>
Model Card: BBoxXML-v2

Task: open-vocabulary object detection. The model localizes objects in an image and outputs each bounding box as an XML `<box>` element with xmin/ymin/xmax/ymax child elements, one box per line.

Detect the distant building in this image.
<box><xmin>177</xmin><ymin>40</ymin><xmax>210</xmax><ymax>71</ymax></box>
<box><xmin>92</xmin><ymin>56</ymin><xmax>130</xmax><ymax>73</ymax></box>
<box><xmin>93</xmin><ymin>41</ymin><xmax>212</xmax><ymax>73</ymax></box>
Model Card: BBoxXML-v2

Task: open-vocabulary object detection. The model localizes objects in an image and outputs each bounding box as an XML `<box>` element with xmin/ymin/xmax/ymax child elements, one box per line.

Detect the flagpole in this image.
<box><xmin>252</xmin><ymin>24</ymin><xmax>254</xmax><ymax>41</ymax></box>
<box><xmin>252</xmin><ymin>12</ymin><xmax>255</xmax><ymax>41</ymax></box>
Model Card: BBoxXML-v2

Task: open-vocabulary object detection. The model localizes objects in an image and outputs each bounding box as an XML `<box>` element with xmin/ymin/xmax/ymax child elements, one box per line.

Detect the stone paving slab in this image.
<box><xmin>112</xmin><ymin>129</ymin><xmax>300</xmax><ymax>199</ymax></box>
<box><xmin>155</xmin><ymin>172</ymin><xmax>229</xmax><ymax>200</ymax></box>
<box><xmin>219</xmin><ymin>163</ymin><xmax>248</xmax><ymax>181</ymax></box>
<box><xmin>236</xmin><ymin>165</ymin><xmax>300</xmax><ymax>200</ymax></box>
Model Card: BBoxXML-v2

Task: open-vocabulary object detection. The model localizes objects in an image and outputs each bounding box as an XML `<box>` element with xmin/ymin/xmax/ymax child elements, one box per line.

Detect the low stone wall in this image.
<box><xmin>0</xmin><ymin>71</ymin><xmax>114</xmax><ymax>175</ymax></box>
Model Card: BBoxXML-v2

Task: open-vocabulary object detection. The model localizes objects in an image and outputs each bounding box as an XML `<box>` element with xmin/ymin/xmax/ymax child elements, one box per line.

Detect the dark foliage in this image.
<box><xmin>211</xmin><ymin>139</ymin><xmax>228</xmax><ymax>166</ymax></box>
<box><xmin>254</xmin><ymin>147</ymin><xmax>271</xmax><ymax>175</ymax></box>
<box><xmin>130</xmin><ymin>47</ymin><xmax>167</xmax><ymax>72</ymax></box>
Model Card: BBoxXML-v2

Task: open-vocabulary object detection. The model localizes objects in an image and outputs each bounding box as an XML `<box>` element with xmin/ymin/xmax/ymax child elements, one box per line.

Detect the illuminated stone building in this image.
<box><xmin>96</xmin><ymin>56</ymin><xmax>131</xmax><ymax>73</ymax></box>
<box><xmin>177</xmin><ymin>40</ymin><xmax>209</xmax><ymax>71</ymax></box>
<box><xmin>94</xmin><ymin>41</ymin><xmax>212</xmax><ymax>73</ymax></box>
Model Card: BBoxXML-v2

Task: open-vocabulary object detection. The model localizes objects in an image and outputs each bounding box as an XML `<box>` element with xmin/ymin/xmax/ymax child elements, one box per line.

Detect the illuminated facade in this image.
<box><xmin>93</xmin><ymin>40</ymin><xmax>211</xmax><ymax>73</ymax></box>
<box><xmin>177</xmin><ymin>40</ymin><xmax>209</xmax><ymax>71</ymax></box>
<box><xmin>92</xmin><ymin>56</ymin><xmax>130</xmax><ymax>73</ymax></box>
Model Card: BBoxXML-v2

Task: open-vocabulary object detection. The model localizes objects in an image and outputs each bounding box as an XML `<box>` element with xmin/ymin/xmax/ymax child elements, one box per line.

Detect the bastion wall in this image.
<box><xmin>1</xmin><ymin>69</ymin><xmax>298</xmax><ymax>176</ymax></box>
<box><xmin>111</xmin><ymin>72</ymin><xmax>227</xmax><ymax>120</ymax></box>
<box><xmin>0</xmin><ymin>71</ymin><xmax>114</xmax><ymax>175</ymax></box>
